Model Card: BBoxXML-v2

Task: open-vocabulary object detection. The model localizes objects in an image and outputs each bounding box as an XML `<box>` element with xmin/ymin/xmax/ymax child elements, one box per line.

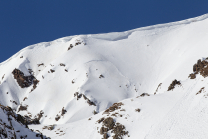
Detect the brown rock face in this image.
<box><xmin>103</xmin><ymin>117</ymin><xmax>115</xmax><ymax>130</ymax></box>
<box><xmin>12</xmin><ymin>69</ymin><xmax>39</xmax><ymax>89</ymax></box>
<box><xmin>104</xmin><ymin>102</ymin><xmax>123</xmax><ymax>114</ymax></box>
<box><xmin>167</xmin><ymin>79</ymin><xmax>181</xmax><ymax>91</ymax></box>
<box><xmin>12</xmin><ymin>69</ymin><xmax>34</xmax><ymax>88</ymax></box>
<box><xmin>103</xmin><ymin>133</ymin><xmax>109</xmax><ymax>139</ymax></box>
<box><xmin>97</xmin><ymin>117</ymin><xmax>129</xmax><ymax>139</ymax></box>
<box><xmin>112</xmin><ymin>123</ymin><xmax>128</xmax><ymax>139</ymax></box>
<box><xmin>100</xmin><ymin>127</ymin><xmax>108</xmax><ymax>135</ymax></box>
<box><xmin>189</xmin><ymin>58</ymin><xmax>208</xmax><ymax>79</ymax></box>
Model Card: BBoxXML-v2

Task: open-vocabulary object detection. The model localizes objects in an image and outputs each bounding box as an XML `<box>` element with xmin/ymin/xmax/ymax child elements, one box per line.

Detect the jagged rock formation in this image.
<box><xmin>12</xmin><ymin>69</ymin><xmax>39</xmax><ymax>89</ymax></box>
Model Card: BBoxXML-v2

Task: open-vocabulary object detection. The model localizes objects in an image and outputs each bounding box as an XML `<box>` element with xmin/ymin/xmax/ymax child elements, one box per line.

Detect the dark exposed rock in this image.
<box><xmin>50</xmin><ymin>69</ymin><xmax>55</xmax><ymax>73</ymax></box>
<box><xmin>75</xmin><ymin>42</ymin><xmax>81</xmax><ymax>46</ymax></box>
<box><xmin>140</xmin><ymin>93</ymin><xmax>150</xmax><ymax>97</ymax></box>
<box><xmin>135</xmin><ymin>108</ymin><xmax>141</xmax><ymax>112</ymax></box>
<box><xmin>33</xmin><ymin>79</ymin><xmax>39</xmax><ymax>90</ymax></box>
<box><xmin>103</xmin><ymin>117</ymin><xmax>115</xmax><ymax>130</ymax></box>
<box><xmin>18</xmin><ymin>105</ymin><xmax>27</xmax><ymax>112</ymax></box>
<box><xmin>189</xmin><ymin>58</ymin><xmax>208</xmax><ymax>79</ymax></box>
<box><xmin>55</xmin><ymin>115</ymin><xmax>61</xmax><ymax>121</ymax></box>
<box><xmin>74</xmin><ymin>92</ymin><xmax>82</xmax><ymax>100</ymax></box>
<box><xmin>87</xmin><ymin>99</ymin><xmax>96</xmax><ymax>106</ymax></box>
<box><xmin>26</xmin><ymin>117</ymin><xmax>40</xmax><ymax>125</ymax></box>
<box><xmin>10</xmin><ymin>100</ymin><xmax>18</xmax><ymax>105</ymax></box>
<box><xmin>28</xmin><ymin>69</ymin><xmax>34</xmax><ymax>75</ymax></box>
<box><xmin>37</xmin><ymin>110</ymin><xmax>44</xmax><ymax>120</ymax></box>
<box><xmin>154</xmin><ymin>83</ymin><xmax>162</xmax><ymax>95</ymax></box>
<box><xmin>83</xmin><ymin>95</ymin><xmax>87</xmax><ymax>100</ymax></box>
<box><xmin>0</xmin><ymin>128</ymin><xmax>8</xmax><ymax>138</ymax></box>
<box><xmin>17</xmin><ymin>109</ymin><xmax>41</xmax><ymax>125</ymax></box>
<box><xmin>97</xmin><ymin>117</ymin><xmax>129</xmax><ymax>139</ymax></box>
<box><xmin>196</xmin><ymin>87</ymin><xmax>205</xmax><ymax>95</ymax></box>
<box><xmin>43</xmin><ymin>125</ymin><xmax>55</xmax><ymax>130</ymax></box>
<box><xmin>61</xmin><ymin>107</ymin><xmax>67</xmax><ymax>116</ymax></box>
<box><xmin>74</xmin><ymin>92</ymin><xmax>96</xmax><ymax>106</ymax></box>
<box><xmin>112</xmin><ymin>123</ymin><xmax>128</xmax><ymax>139</ymax></box>
<box><xmin>103</xmin><ymin>133</ymin><xmax>109</xmax><ymax>139</ymax></box>
<box><xmin>37</xmin><ymin>63</ymin><xmax>44</xmax><ymax>67</ymax></box>
<box><xmin>99</xmin><ymin>74</ymin><xmax>104</xmax><ymax>78</ymax></box>
<box><xmin>23</xmin><ymin>97</ymin><xmax>27</xmax><ymax>101</ymax></box>
<box><xmin>189</xmin><ymin>73</ymin><xmax>196</xmax><ymax>79</ymax></box>
<box><xmin>2</xmin><ymin>74</ymin><xmax>5</xmax><ymax>80</ymax></box>
<box><xmin>16</xmin><ymin>114</ymin><xmax>28</xmax><ymax>125</ymax></box>
<box><xmin>167</xmin><ymin>79</ymin><xmax>181</xmax><ymax>91</ymax></box>
<box><xmin>60</xmin><ymin>63</ymin><xmax>65</xmax><ymax>66</ymax></box>
<box><xmin>97</xmin><ymin>117</ymin><xmax>105</xmax><ymax>123</ymax></box>
<box><xmin>104</xmin><ymin>102</ymin><xmax>123</xmax><ymax>114</ymax></box>
<box><xmin>12</xmin><ymin>69</ymin><xmax>33</xmax><ymax>88</ymax></box>
<box><xmin>12</xmin><ymin>69</ymin><xmax>39</xmax><ymax>89</ymax></box>
<box><xmin>111</xmin><ymin>112</ymin><xmax>119</xmax><ymax>117</ymax></box>
<box><xmin>100</xmin><ymin>127</ymin><xmax>108</xmax><ymax>135</ymax></box>
<box><xmin>68</xmin><ymin>44</ymin><xmax>73</xmax><ymax>50</ymax></box>
<box><xmin>55</xmin><ymin>107</ymin><xmax>67</xmax><ymax>121</ymax></box>
<box><xmin>47</xmin><ymin>125</ymin><xmax>55</xmax><ymax>130</ymax></box>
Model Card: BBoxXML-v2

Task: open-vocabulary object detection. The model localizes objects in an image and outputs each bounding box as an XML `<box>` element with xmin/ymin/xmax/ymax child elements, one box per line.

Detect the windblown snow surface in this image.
<box><xmin>1</xmin><ymin>13</ymin><xmax>208</xmax><ymax>139</ymax></box>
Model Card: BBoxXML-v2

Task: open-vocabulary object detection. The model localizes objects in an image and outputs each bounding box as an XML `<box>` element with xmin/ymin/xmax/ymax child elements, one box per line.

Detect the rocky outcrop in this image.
<box><xmin>167</xmin><ymin>79</ymin><xmax>181</xmax><ymax>91</ymax></box>
<box><xmin>103</xmin><ymin>102</ymin><xmax>123</xmax><ymax>114</ymax></box>
<box><xmin>97</xmin><ymin>117</ymin><xmax>129</xmax><ymax>139</ymax></box>
<box><xmin>12</xmin><ymin>69</ymin><xmax>39</xmax><ymax>89</ymax></box>
<box><xmin>74</xmin><ymin>92</ymin><xmax>96</xmax><ymax>106</ymax></box>
<box><xmin>0</xmin><ymin>104</ymin><xmax>49</xmax><ymax>138</ymax></box>
<box><xmin>189</xmin><ymin>59</ymin><xmax>208</xmax><ymax>79</ymax></box>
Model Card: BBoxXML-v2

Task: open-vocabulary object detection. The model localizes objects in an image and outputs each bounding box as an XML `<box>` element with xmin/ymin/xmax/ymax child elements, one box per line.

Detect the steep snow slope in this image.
<box><xmin>29</xmin><ymin>74</ymin><xmax>208</xmax><ymax>139</ymax></box>
<box><xmin>1</xmin><ymin>13</ymin><xmax>208</xmax><ymax>138</ymax></box>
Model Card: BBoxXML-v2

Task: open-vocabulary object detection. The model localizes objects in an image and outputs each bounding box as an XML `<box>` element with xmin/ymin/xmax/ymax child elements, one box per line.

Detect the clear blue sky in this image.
<box><xmin>0</xmin><ymin>1</ymin><xmax>208</xmax><ymax>62</ymax></box>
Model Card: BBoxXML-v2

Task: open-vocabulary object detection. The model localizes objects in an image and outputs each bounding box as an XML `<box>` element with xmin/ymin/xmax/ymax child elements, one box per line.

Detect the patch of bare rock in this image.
<box><xmin>189</xmin><ymin>58</ymin><xmax>208</xmax><ymax>79</ymax></box>
<box><xmin>12</xmin><ymin>69</ymin><xmax>39</xmax><ymax>92</ymax></box>
<box><xmin>74</xmin><ymin>92</ymin><xmax>96</xmax><ymax>106</ymax></box>
<box><xmin>97</xmin><ymin>117</ymin><xmax>129</xmax><ymax>139</ymax></box>
<box><xmin>167</xmin><ymin>79</ymin><xmax>181</xmax><ymax>91</ymax></box>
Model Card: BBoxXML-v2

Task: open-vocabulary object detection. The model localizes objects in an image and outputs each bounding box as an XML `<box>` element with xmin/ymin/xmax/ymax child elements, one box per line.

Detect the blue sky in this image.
<box><xmin>0</xmin><ymin>1</ymin><xmax>208</xmax><ymax>62</ymax></box>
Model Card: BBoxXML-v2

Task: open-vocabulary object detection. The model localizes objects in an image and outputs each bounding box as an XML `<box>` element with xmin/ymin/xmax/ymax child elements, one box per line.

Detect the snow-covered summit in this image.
<box><xmin>1</xmin><ymin>14</ymin><xmax>208</xmax><ymax>138</ymax></box>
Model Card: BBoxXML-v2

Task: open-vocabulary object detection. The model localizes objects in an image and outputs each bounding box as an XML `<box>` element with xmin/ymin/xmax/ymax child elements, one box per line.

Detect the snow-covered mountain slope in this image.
<box><xmin>1</xmin><ymin>13</ymin><xmax>208</xmax><ymax>138</ymax></box>
<box><xmin>0</xmin><ymin>104</ymin><xmax>50</xmax><ymax>139</ymax></box>
<box><xmin>29</xmin><ymin>74</ymin><xmax>208</xmax><ymax>139</ymax></box>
